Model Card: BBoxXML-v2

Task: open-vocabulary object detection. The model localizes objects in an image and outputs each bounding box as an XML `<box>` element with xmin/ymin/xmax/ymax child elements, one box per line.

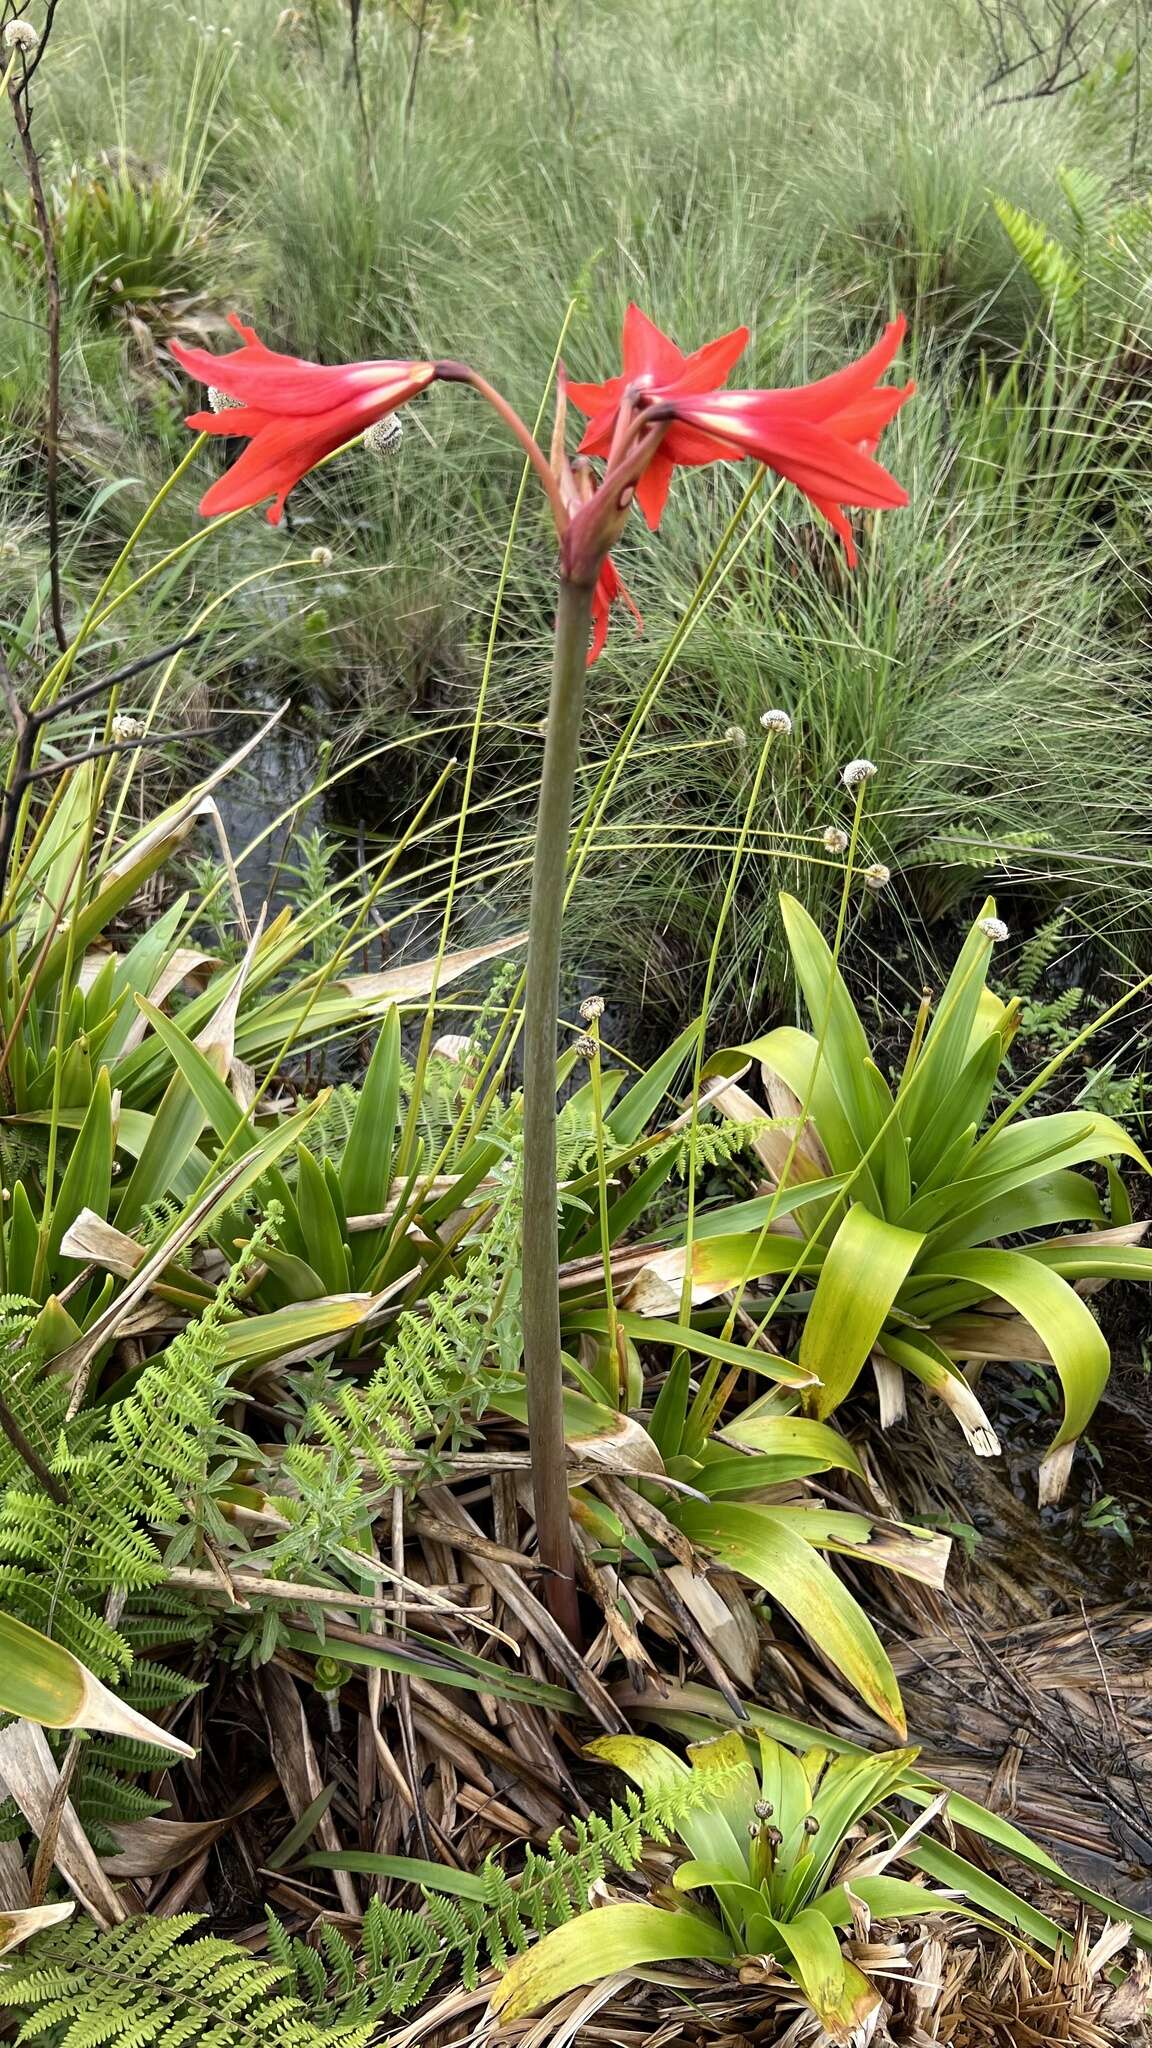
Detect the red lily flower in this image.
<box><xmin>569</xmin><ymin>307</ymin><xmax>913</xmax><ymax>565</ymax></box>
<box><xmin>567</xmin><ymin>303</ymin><xmax>749</xmax><ymax>529</ymax></box>
<box><xmin>647</xmin><ymin>316</ymin><xmax>914</xmax><ymax>565</ymax></box>
<box><xmin>170</xmin><ymin>313</ymin><xmax>435</xmax><ymax>524</ymax></box>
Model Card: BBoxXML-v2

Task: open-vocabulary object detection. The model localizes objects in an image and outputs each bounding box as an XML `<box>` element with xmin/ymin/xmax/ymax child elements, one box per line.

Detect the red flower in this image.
<box><xmin>589</xmin><ymin>553</ymin><xmax>642</xmax><ymax>667</ymax></box>
<box><xmin>170</xmin><ymin>313</ymin><xmax>435</xmax><ymax>524</ymax></box>
<box><xmin>567</xmin><ymin>303</ymin><xmax>749</xmax><ymax>529</ymax></box>
<box><xmin>569</xmin><ymin>306</ymin><xmax>913</xmax><ymax>566</ymax></box>
<box><xmin>648</xmin><ymin>316</ymin><xmax>914</xmax><ymax>565</ymax></box>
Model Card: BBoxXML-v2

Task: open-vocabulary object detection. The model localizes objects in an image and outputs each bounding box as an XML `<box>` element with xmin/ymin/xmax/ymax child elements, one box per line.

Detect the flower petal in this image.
<box><xmin>621</xmin><ymin>302</ymin><xmax>687</xmax><ymax>385</ymax></box>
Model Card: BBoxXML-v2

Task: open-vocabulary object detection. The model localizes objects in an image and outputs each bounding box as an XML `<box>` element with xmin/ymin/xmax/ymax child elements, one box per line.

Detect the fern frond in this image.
<box><xmin>994</xmin><ymin>194</ymin><xmax>1083</xmax><ymax>337</ymax></box>
<box><xmin>0</xmin><ymin>1914</ymin><xmax>368</xmax><ymax>2048</ymax></box>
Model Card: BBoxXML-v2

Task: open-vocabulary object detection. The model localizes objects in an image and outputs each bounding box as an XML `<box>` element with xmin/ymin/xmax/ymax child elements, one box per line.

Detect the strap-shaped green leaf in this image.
<box><xmin>898</xmin><ymin>900</ymin><xmax>998</xmax><ymax>1152</ymax></box>
<box><xmin>491</xmin><ymin>1901</ymin><xmax>732</xmax><ymax>2021</ymax></box>
<box><xmin>341</xmin><ymin>1007</ymin><xmax>400</xmax><ymax>1283</ymax></box>
<box><xmin>673</xmin><ymin>1501</ymin><xmax>905</xmax><ymax>1733</ymax></box>
<box><xmin>800</xmin><ymin>1206</ymin><xmax>923</xmax><ymax>1418</ymax></box>
<box><xmin>916</xmin><ymin>1246</ymin><xmax>1109</xmax><ymax>1450</ymax></box>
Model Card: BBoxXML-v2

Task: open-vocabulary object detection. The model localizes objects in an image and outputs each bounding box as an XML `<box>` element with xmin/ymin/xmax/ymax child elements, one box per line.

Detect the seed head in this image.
<box><xmin>760</xmin><ymin>708</ymin><xmax>792</xmax><ymax>736</ymax></box>
<box><xmin>310</xmin><ymin>545</ymin><xmax>333</xmax><ymax>569</ymax></box>
<box><xmin>573</xmin><ymin>1034</ymin><xmax>597</xmax><ymax>1061</ymax></box>
<box><xmin>823</xmin><ymin>825</ymin><xmax>849</xmax><ymax>854</ymax></box>
<box><xmin>723</xmin><ymin>725</ymin><xmax>748</xmax><ymax>748</ymax></box>
<box><xmin>207</xmin><ymin>385</ymin><xmax>243</xmax><ymax>414</ymax></box>
<box><xmin>3</xmin><ymin>20</ymin><xmax>39</xmax><ymax>52</ymax></box>
<box><xmin>864</xmin><ymin>862</ymin><xmax>891</xmax><ymax>892</ymax></box>
<box><xmin>978</xmin><ymin>916</ymin><xmax>1009</xmax><ymax>943</ymax></box>
<box><xmin>111</xmin><ymin>713</ymin><xmax>145</xmax><ymax>743</ymax></box>
<box><xmin>579</xmin><ymin>995</ymin><xmax>605</xmax><ymax>1022</ymax></box>
<box><xmin>364</xmin><ymin>414</ymin><xmax>404</xmax><ymax>458</ymax></box>
<box><xmin>841</xmin><ymin>757</ymin><xmax>877</xmax><ymax>788</ymax></box>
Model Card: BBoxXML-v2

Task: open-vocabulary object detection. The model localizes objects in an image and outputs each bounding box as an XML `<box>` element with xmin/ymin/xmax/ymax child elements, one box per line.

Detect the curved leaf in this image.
<box><xmin>672</xmin><ymin>1501</ymin><xmax>906</xmax><ymax>1734</ymax></box>
<box><xmin>916</xmin><ymin>1247</ymin><xmax>1109</xmax><ymax>1451</ymax></box>
<box><xmin>800</xmin><ymin>1206</ymin><xmax>923</xmax><ymax>1419</ymax></box>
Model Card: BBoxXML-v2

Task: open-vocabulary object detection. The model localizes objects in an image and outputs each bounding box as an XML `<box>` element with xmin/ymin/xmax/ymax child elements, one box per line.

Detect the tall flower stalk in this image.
<box><xmin>170</xmin><ymin>301</ymin><xmax>914</xmax><ymax>1648</ymax></box>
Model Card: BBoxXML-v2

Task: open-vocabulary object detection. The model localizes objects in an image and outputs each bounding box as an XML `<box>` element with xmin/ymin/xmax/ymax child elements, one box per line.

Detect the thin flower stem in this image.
<box><xmin>521</xmin><ymin>572</ymin><xmax>595</xmax><ymax>1647</ymax></box>
<box><xmin>714</xmin><ymin>777</ymin><xmax>870</xmax><ymax>1351</ymax></box>
<box><xmin>434</xmin><ymin>361</ymin><xmax>567</xmax><ymax>528</ymax></box>
<box><xmin>678</xmin><ymin>726</ymin><xmax>781</xmax><ymax>1327</ymax></box>
<box><xmin>586</xmin><ymin>1014</ymin><xmax>623</xmax><ymax>1404</ymax></box>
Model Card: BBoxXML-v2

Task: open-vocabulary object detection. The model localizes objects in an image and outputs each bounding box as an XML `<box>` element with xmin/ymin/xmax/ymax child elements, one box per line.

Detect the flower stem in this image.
<box><xmin>521</xmin><ymin>572</ymin><xmax>593</xmax><ymax>1647</ymax></box>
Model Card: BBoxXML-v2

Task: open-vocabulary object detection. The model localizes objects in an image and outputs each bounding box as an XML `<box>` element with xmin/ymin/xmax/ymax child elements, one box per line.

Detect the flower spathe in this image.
<box><xmin>170</xmin><ymin>314</ymin><xmax>434</xmax><ymax>523</ymax></box>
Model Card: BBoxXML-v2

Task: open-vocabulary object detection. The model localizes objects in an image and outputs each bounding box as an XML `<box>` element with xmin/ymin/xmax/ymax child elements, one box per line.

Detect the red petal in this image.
<box><xmin>805</xmin><ymin>493</ymin><xmax>859</xmax><ymax>567</ymax></box>
<box><xmin>621</xmin><ymin>303</ymin><xmax>686</xmax><ymax>385</ymax></box>
<box><xmin>667</xmin><ymin>400</ymin><xmax>909</xmax><ymax>509</ymax></box>
<box><xmin>634</xmin><ymin>450</ymin><xmax>677</xmax><ymax>529</ymax></box>
<box><xmin>170</xmin><ymin>329</ymin><xmax>433</xmax><ymax>419</ymax></box>
<box><xmin>670</xmin><ymin>324</ymin><xmax>750</xmax><ymax>395</ymax></box>
<box><xmin>567</xmin><ymin>373</ymin><xmax>625</xmax><ymax>419</ymax></box>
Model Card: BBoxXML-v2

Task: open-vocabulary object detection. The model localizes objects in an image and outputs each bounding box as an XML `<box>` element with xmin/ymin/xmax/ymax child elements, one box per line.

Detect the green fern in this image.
<box><xmin>274</xmin><ymin>1769</ymin><xmax>738</xmax><ymax>2023</ymax></box>
<box><xmin>303</xmin><ymin>1153</ymin><xmax>522</xmax><ymax>1494</ymax></box>
<box><xmin>0</xmin><ymin>1914</ymin><xmax>368</xmax><ymax>2048</ymax></box>
<box><xmin>1014</xmin><ymin>909</ymin><xmax>1072</xmax><ymax>1000</ymax></box>
<box><xmin>633</xmin><ymin>1114</ymin><xmax>777</xmax><ymax>1179</ymax></box>
<box><xmin>0</xmin><ymin>1223</ymin><xmax>278</xmax><ymax>1676</ymax></box>
<box><xmin>994</xmin><ymin>193</ymin><xmax>1083</xmax><ymax>337</ymax></box>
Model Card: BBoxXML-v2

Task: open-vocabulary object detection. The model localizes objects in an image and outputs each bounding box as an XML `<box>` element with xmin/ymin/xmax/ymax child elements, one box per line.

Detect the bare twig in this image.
<box><xmin>6</xmin><ymin>28</ymin><xmax>66</xmax><ymax>650</ymax></box>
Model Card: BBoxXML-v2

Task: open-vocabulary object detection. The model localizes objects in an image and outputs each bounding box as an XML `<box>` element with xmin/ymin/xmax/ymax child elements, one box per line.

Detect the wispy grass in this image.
<box><xmin>7</xmin><ymin>0</ymin><xmax>1152</xmax><ymax>1026</ymax></box>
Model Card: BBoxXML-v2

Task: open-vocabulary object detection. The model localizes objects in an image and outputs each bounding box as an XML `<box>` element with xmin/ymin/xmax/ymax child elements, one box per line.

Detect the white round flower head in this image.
<box><xmin>723</xmin><ymin>724</ymin><xmax>747</xmax><ymax>748</ymax></box>
<box><xmin>841</xmin><ymin>757</ymin><xmax>877</xmax><ymax>788</ymax></box>
<box><xmin>207</xmin><ymin>385</ymin><xmax>243</xmax><ymax>414</ymax></box>
<box><xmin>823</xmin><ymin>825</ymin><xmax>849</xmax><ymax>854</ymax></box>
<box><xmin>573</xmin><ymin>1034</ymin><xmax>598</xmax><ymax>1061</ymax></box>
<box><xmin>310</xmin><ymin>545</ymin><xmax>333</xmax><ymax>569</ymax></box>
<box><xmin>579</xmin><ymin>994</ymin><xmax>605</xmax><ymax>1022</ymax></box>
<box><xmin>0</xmin><ymin>538</ymin><xmax>20</xmax><ymax>562</ymax></box>
<box><xmin>760</xmin><ymin>708</ymin><xmax>792</xmax><ymax>736</ymax></box>
<box><xmin>111</xmin><ymin>713</ymin><xmax>145</xmax><ymax>743</ymax></box>
<box><xmin>864</xmin><ymin>862</ymin><xmax>891</xmax><ymax>891</ymax></box>
<box><xmin>3</xmin><ymin>20</ymin><xmax>40</xmax><ymax>52</ymax></box>
<box><xmin>978</xmin><ymin>916</ymin><xmax>1009</xmax><ymax>943</ymax></box>
<box><xmin>364</xmin><ymin>414</ymin><xmax>404</xmax><ymax>459</ymax></box>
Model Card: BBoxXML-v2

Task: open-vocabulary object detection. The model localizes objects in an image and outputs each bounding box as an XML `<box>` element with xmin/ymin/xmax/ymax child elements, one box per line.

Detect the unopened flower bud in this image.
<box><xmin>754</xmin><ymin>1799</ymin><xmax>773</xmax><ymax>1820</ymax></box>
<box><xmin>579</xmin><ymin>995</ymin><xmax>604</xmax><ymax>1022</ymax></box>
<box><xmin>207</xmin><ymin>385</ymin><xmax>243</xmax><ymax>414</ymax></box>
<box><xmin>864</xmin><ymin>862</ymin><xmax>891</xmax><ymax>891</ymax></box>
<box><xmin>364</xmin><ymin>414</ymin><xmax>404</xmax><ymax>458</ymax></box>
<box><xmin>760</xmin><ymin>708</ymin><xmax>792</xmax><ymax>735</ymax></box>
<box><xmin>573</xmin><ymin>1034</ymin><xmax>597</xmax><ymax>1060</ymax></box>
<box><xmin>978</xmin><ymin>916</ymin><xmax>1008</xmax><ymax>942</ymax></box>
<box><xmin>747</xmin><ymin>1819</ymin><xmax>760</xmax><ymax>1839</ymax></box>
<box><xmin>310</xmin><ymin>545</ymin><xmax>333</xmax><ymax>568</ymax></box>
<box><xmin>842</xmin><ymin>758</ymin><xmax>877</xmax><ymax>788</ymax></box>
<box><xmin>823</xmin><ymin>826</ymin><xmax>849</xmax><ymax>854</ymax></box>
<box><xmin>803</xmin><ymin>1814</ymin><xmax>820</xmax><ymax>1835</ymax></box>
<box><xmin>3</xmin><ymin>20</ymin><xmax>39</xmax><ymax>53</ymax></box>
